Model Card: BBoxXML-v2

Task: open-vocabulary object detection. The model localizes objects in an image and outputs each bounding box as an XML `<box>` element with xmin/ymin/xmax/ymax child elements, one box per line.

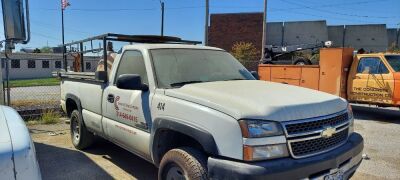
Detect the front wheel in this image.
<box><xmin>70</xmin><ymin>109</ymin><xmax>94</xmax><ymax>150</ymax></box>
<box><xmin>159</xmin><ymin>147</ymin><xmax>208</xmax><ymax>180</ymax></box>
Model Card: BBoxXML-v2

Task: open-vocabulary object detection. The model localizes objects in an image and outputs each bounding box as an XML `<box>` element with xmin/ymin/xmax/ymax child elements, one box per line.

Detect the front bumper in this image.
<box><xmin>208</xmin><ymin>133</ymin><xmax>363</xmax><ymax>180</ymax></box>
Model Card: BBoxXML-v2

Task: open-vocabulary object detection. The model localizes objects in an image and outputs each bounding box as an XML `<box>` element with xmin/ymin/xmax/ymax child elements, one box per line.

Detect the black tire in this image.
<box><xmin>293</xmin><ymin>58</ymin><xmax>312</xmax><ymax>65</ymax></box>
<box><xmin>70</xmin><ymin>109</ymin><xmax>94</xmax><ymax>150</ymax></box>
<box><xmin>159</xmin><ymin>147</ymin><xmax>208</xmax><ymax>180</ymax></box>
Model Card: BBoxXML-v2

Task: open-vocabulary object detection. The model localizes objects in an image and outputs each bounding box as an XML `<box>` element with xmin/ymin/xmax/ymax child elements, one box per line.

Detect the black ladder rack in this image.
<box><xmin>59</xmin><ymin>33</ymin><xmax>202</xmax><ymax>75</ymax></box>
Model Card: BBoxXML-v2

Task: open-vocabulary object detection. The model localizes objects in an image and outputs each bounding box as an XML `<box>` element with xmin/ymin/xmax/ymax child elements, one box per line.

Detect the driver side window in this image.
<box><xmin>114</xmin><ymin>50</ymin><xmax>148</xmax><ymax>85</ymax></box>
<box><xmin>357</xmin><ymin>57</ymin><xmax>388</xmax><ymax>74</ymax></box>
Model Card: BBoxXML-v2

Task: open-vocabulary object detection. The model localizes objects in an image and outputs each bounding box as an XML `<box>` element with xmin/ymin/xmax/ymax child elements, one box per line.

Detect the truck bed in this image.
<box><xmin>259</xmin><ymin>48</ymin><xmax>354</xmax><ymax>99</ymax></box>
<box><xmin>56</xmin><ymin>71</ymin><xmax>106</xmax><ymax>116</ymax></box>
<box><xmin>258</xmin><ymin>64</ymin><xmax>320</xmax><ymax>90</ymax></box>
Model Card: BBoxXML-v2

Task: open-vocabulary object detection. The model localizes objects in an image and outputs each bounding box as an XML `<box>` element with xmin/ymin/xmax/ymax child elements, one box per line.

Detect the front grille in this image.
<box><xmin>285</xmin><ymin>112</ymin><xmax>349</xmax><ymax>135</ymax></box>
<box><xmin>289</xmin><ymin>128</ymin><xmax>349</xmax><ymax>158</ymax></box>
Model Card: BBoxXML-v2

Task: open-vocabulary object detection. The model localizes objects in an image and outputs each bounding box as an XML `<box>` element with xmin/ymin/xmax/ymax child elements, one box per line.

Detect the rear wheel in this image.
<box><xmin>70</xmin><ymin>109</ymin><xmax>94</xmax><ymax>150</ymax></box>
<box><xmin>293</xmin><ymin>57</ymin><xmax>312</xmax><ymax>65</ymax></box>
<box><xmin>159</xmin><ymin>147</ymin><xmax>208</xmax><ymax>180</ymax></box>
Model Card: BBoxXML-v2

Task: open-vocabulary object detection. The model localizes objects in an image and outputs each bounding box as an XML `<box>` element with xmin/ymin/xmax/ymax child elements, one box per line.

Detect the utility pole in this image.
<box><xmin>205</xmin><ymin>0</ymin><xmax>209</xmax><ymax>45</ymax></box>
<box><xmin>61</xmin><ymin>4</ymin><xmax>66</xmax><ymax>70</ymax></box>
<box><xmin>160</xmin><ymin>0</ymin><xmax>165</xmax><ymax>36</ymax></box>
<box><xmin>397</xmin><ymin>23</ymin><xmax>400</xmax><ymax>48</ymax></box>
<box><xmin>261</xmin><ymin>0</ymin><xmax>268</xmax><ymax>61</ymax></box>
<box><xmin>61</xmin><ymin>0</ymin><xmax>70</xmax><ymax>71</ymax></box>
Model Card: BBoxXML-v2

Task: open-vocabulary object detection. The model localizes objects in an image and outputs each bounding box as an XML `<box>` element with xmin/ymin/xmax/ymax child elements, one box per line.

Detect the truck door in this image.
<box><xmin>102</xmin><ymin>50</ymin><xmax>152</xmax><ymax>158</ymax></box>
<box><xmin>348</xmin><ymin>57</ymin><xmax>394</xmax><ymax>105</ymax></box>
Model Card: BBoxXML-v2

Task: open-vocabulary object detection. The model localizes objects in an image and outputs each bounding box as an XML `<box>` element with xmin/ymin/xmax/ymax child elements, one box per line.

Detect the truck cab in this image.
<box><xmin>59</xmin><ymin>34</ymin><xmax>364</xmax><ymax>180</ymax></box>
<box><xmin>348</xmin><ymin>54</ymin><xmax>400</xmax><ymax>106</ymax></box>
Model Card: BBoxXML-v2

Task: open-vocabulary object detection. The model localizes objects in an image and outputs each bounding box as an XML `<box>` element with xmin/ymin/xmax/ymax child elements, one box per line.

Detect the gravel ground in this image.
<box><xmin>29</xmin><ymin>105</ymin><xmax>400</xmax><ymax>180</ymax></box>
<box><xmin>351</xmin><ymin>105</ymin><xmax>400</xmax><ymax>180</ymax></box>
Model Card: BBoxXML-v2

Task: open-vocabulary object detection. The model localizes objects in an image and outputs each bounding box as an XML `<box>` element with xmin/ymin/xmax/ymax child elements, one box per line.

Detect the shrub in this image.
<box><xmin>231</xmin><ymin>42</ymin><xmax>259</xmax><ymax>64</ymax></box>
<box><xmin>26</xmin><ymin>109</ymin><xmax>61</xmax><ymax>125</ymax></box>
<box><xmin>41</xmin><ymin>109</ymin><xmax>61</xmax><ymax>124</ymax></box>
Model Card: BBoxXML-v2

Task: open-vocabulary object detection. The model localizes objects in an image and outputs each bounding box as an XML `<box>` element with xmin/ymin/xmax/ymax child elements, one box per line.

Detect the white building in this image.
<box><xmin>1</xmin><ymin>53</ymin><xmax>100</xmax><ymax>80</ymax></box>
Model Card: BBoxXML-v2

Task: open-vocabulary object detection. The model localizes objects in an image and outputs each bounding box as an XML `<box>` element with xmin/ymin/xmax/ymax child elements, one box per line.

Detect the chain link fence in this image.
<box><xmin>1</xmin><ymin>58</ymin><xmax>62</xmax><ymax>118</ymax></box>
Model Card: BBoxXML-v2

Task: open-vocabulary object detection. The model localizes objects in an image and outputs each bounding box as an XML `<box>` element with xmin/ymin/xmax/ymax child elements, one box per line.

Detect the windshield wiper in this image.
<box><xmin>170</xmin><ymin>81</ymin><xmax>204</xmax><ymax>87</ymax></box>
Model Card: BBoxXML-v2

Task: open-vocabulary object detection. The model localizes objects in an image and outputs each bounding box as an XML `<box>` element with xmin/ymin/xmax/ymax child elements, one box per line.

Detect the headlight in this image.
<box><xmin>348</xmin><ymin>104</ymin><xmax>354</xmax><ymax>135</ymax></box>
<box><xmin>243</xmin><ymin>144</ymin><xmax>289</xmax><ymax>161</ymax></box>
<box><xmin>239</xmin><ymin>120</ymin><xmax>288</xmax><ymax>161</ymax></box>
<box><xmin>239</xmin><ymin>120</ymin><xmax>283</xmax><ymax>138</ymax></box>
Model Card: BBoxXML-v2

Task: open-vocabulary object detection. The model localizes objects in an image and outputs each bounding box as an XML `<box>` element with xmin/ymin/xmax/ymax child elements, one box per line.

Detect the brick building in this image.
<box><xmin>208</xmin><ymin>12</ymin><xmax>264</xmax><ymax>70</ymax></box>
<box><xmin>208</xmin><ymin>12</ymin><xmax>263</xmax><ymax>57</ymax></box>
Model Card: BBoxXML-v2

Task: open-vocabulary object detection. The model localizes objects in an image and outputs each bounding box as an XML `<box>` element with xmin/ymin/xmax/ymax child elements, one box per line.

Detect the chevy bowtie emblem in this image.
<box><xmin>321</xmin><ymin>127</ymin><xmax>336</xmax><ymax>138</ymax></box>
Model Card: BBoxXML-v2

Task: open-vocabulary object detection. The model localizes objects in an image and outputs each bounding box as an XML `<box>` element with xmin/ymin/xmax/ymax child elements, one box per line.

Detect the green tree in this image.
<box><xmin>33</xmin><ymin>48</ymin><xmax>41</xmax><ymax>53</ymax></box>
<box><xmin>40</xmin><ymin>46</ymin><xmax>53</xmax><ymax>53</ymax></box>
<box><xmin>230</xmin><ymin>42</ymin><xmax>259</xmax><ymax>65</ymax></box>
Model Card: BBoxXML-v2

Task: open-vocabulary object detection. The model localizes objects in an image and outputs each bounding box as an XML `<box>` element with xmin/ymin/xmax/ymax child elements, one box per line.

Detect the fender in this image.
<box><xmin>151</xmin><ymin>118</ymin><xmax>219</xmax><ymax>164</ymax></box>
<box><xmin>65</xmin><ymin>93</ymin><xmax>82</xmax><ymax>114</ymax></box>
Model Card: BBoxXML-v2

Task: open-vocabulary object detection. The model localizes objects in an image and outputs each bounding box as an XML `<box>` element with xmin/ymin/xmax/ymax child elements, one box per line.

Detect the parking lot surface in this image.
<box><xmin>29</xmin><ymin>105</ymin><xmax>400</xmax><ymax>180</ymax></box>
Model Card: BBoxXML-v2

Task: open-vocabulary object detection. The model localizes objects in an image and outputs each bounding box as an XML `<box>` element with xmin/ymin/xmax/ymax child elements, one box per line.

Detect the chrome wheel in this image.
<box><xmin>165</xmin><ymin>164</ymin><xmax>186</xmax><ymax>180</ymax></box>
<box><xmin>71</xmin><ymin>115</ymin><xmax>80</xmax><ymax>142</ymax></box>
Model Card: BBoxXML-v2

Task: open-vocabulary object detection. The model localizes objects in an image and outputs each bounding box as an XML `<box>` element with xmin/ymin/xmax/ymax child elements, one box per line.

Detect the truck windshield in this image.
<box><xmin>150</xmin><ymin>49</ymin><xmax>255</xmax><ymax>88</ymax></box>
<box><xmin>385</xmin><ymin>55</ymin><xmax>400</xmax><ymax>72</ymax></box>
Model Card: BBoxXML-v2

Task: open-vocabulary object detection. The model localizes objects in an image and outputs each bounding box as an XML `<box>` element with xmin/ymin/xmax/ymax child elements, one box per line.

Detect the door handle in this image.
<box><xmin>107</xmin><ymin>94</ymin><xmax>115</xmax><ymax>103</ymax></box>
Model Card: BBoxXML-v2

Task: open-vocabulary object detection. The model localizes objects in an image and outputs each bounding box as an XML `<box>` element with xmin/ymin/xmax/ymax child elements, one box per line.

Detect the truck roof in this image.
<box><xmin>122</xmin><ymin>43</ymin><xmax>224</xmax><ymax>51</ymax></box>
<box><xmin>357</xmin><ymin>53</ymin><xmax>400</xmax><ymax>57</ymax></box>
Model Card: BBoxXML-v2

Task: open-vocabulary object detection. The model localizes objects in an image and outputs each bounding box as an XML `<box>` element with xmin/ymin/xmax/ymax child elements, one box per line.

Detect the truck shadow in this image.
<box><xmin>351</xmin><ymin>105</ymin><xmax>400</xmax><ymax>124</ymax></box>
<box><xmin>84</xmin><ymin>138</ymin><xmax>158</xmax><ymax>180</ymax></box>
<box><xmin>34</xmin><ymin>142</ymin><xmax>114</xmax><ymax>180</ymax></box>
<box><xmin>35</xmin><ymin>140</ymin><xmax>158</xmax><ymax>180</ymax></box>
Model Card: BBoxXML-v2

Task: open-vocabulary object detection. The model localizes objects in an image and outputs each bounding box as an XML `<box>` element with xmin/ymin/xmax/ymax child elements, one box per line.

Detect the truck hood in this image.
<box><xmin>165</xmin><ymin>80</ymin><xmax>347</xmax><ymax>121</ymax></box>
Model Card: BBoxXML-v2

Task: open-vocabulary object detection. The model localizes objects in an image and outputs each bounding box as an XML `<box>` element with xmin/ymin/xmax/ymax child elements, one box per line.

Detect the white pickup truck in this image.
<box><xmin>58</xmin><ymin>34</ymin><xmax>364</xmax><ymax>180</ymax></box>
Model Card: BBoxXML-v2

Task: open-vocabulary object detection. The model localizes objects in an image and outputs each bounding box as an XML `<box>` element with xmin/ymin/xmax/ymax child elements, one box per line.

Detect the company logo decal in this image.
<box><xmin>114</xmin><ymin>96</ymin><xmax>120</xmax><ymax>110</ymax></box>
<box><xmin>321</xmin><ymin>127</ymin><xmax>336</xmax><ymax>138</ymax></box>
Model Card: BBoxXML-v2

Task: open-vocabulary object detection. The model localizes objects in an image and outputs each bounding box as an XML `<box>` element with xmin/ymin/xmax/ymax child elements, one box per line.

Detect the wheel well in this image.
<box><xmin>66</xmin><ymin>98</ymin><xmax>78</xmax><ymax>117</ymax></box>
<box><xmin>154</xmin><ymin>129</ymin><xmax>206</xmax><ymax>165</ymax></box>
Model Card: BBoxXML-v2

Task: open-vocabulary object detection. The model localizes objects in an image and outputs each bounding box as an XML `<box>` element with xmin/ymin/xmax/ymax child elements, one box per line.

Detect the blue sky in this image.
<box><xmin>1</xmin><ymin>0</ymin><xmax>399</xmax><ymax>49</ymax></box>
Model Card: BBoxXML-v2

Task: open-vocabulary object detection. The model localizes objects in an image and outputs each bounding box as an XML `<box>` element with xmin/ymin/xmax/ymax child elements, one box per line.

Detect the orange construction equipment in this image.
<box><xmin>259</xmin><ymin>48</ymin><xmax>400</xmax><ymax>107</ymax></box>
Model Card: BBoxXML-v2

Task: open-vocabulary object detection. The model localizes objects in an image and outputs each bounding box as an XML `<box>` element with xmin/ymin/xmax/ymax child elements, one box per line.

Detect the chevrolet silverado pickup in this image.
<box><xmin>57</xmin><ymin>34</ymin><xmax>364</xmax><ymax>180</ymax></box>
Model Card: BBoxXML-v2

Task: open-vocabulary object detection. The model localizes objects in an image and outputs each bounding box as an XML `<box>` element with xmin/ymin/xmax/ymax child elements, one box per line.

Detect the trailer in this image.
<box><xmin>262</xmin><ymin>41</ymin><xmax>332</xmax><ymax>65</ymax></box>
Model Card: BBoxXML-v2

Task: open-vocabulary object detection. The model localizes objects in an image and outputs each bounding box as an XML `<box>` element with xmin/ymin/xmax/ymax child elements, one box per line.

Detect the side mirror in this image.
<box><xmin>116</xmin><ymin>74</ymin><xmax>148</xmax><ymax>91</ymax></box>
<box><xmin>251</xmin><ymin>71</ymin><xmax>259</xmax><ymax>80</ymax></box>
<box><xmin>1</xmin><ymin>0</ymin><xmax>30</xmax><ymax>44</ymax></box>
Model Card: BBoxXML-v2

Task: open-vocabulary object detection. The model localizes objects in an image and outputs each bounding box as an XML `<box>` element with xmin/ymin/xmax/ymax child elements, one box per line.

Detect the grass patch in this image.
<box><xmin>26</xmin><ymin>109</ymin><xmax>61</xmax><ymax>125</ymax></box>
<box><xmin>9</xmin><ymin>78</ymin><xmax>60</xmax><ymax>88</ymax></box>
